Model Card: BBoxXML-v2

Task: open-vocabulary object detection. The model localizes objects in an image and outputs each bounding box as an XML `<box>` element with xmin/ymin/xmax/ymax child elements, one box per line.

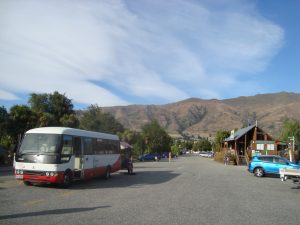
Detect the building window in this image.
<box><xmin>257</xmin><ymin>144</ymin><xmax>264</xmax><ymax>150</ymax></box>
<box><xmin>267</xmin><ymin>144</ymin><xmax>275</xmax><ymax>151</ymax></box>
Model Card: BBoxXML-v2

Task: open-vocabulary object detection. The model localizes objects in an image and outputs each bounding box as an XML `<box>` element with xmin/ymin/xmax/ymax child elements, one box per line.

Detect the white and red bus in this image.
<box><xmin>14</xmin><ymin>127</ymin><xmax>121</xmax><ymax>187</ymax></box>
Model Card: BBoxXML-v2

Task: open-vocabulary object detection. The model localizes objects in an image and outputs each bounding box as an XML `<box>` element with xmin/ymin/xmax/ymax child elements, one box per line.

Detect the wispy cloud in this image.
<box><xmin>0</xmin><ymin>0</ymin><xmax>284</xmax><ymax>107</ymax></box>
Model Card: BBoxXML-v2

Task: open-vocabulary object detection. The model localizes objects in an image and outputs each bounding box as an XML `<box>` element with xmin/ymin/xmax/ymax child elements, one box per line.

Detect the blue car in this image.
<box><xmin>138</xmin><ymin>153</ymin><xmax>161</xmax><ymax>161</ymax></box>
<box><xmin>161</xmin><ymin>152</ymin><xmax>169</xmax><ymax>158</ymax></box>
<box><xmin>248</xmin><ymin>155</ymin><xmax>300</xmax><ymax>177</ymax></box>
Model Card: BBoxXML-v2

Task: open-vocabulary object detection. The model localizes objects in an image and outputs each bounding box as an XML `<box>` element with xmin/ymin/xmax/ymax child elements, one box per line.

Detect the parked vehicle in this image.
<box><xmin>280</xmin><ymin>168</ymin><xmax>300</xmax><ymax>184</ymax></box>
<box><xmin>199</xmin><ymin>151</ymin><xmax>214</xmax><ymax>158</ymax></box>
<box><xmin>161</xmin><ymin>152</ymin><xmax>169</xmax><ymax>158</ymax></box>
<box><xmin>161</xmin><ymin>152</ymin><xmax>177</xmax><ymax>158</ymax></box>
<box><xmin>248</xmin><ymin>155</ymin><xmax>300</xmax><ymax>177</ymax></box>
<box><xmin>14</xmin><ymin>127</ymin><xmax>122</xmax><ymax>187</ymax></box>
<box><xmin>138</xmin><ymin>153</ymin><xmax>161</xmax><ymax>161</ymax></box>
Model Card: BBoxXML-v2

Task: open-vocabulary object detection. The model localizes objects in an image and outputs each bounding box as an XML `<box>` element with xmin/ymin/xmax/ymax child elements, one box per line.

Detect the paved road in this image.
<box><xmin>0</xmin><ymin>156</ymin><xmax>300</xmax><ymax>225</ymax></box>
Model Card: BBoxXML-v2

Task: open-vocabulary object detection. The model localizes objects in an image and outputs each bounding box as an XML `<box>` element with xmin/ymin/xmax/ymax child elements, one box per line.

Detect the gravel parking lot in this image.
<box><xmin>0</xmin><ymin>156</ymin><xmax>300</xmax><ymax>225</ymax></box>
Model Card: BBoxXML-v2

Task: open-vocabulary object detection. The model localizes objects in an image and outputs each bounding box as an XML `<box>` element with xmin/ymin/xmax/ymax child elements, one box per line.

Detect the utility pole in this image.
<box><xmin>288</xmin><ymin>136</ymin><xmax>295</xmax><ymax>162</ymax></box>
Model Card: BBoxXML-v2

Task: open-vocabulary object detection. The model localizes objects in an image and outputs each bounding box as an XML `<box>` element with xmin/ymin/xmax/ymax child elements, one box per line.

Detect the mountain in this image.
<box><xmin>102</xmin><ymin>92</ymin><xmax>300</xmax><ymax>138</ymax></box>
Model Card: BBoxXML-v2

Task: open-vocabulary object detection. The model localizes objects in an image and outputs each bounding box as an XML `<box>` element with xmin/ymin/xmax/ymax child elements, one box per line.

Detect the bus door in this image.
<box><xmin>82</xmin><ymin>138</ymin><xmax>94</xmax><ymax>178</ymax></box>
<box><xmin>73</xmin><ymin>137</ymin><xmax>83</xmax><ymax>178</ymax></box>
<box><xmin>74</xmin><ymin>137</ymin><xmax>83</xmax><ymax>170</ymax></box>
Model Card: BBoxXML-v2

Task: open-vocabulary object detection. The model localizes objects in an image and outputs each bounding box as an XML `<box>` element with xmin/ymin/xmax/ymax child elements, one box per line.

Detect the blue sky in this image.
<box><xmin>0</xmin><ymin>0</ymin><xmax>299</xmax><ymax>109</ymax></box>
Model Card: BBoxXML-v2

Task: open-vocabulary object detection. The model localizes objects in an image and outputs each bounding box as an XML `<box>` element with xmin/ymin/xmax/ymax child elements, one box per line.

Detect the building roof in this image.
<box><xmin>224</xmin><ymin>125</ymin><xmax>255</xmax><ymax>142</ymax></box>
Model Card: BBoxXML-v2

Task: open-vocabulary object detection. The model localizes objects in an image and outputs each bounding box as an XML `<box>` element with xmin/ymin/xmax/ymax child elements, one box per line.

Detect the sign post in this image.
<box><xmin>288</xmin><ymin>136</ymin><xmax>295</xmax><ymax>162</ymax></box>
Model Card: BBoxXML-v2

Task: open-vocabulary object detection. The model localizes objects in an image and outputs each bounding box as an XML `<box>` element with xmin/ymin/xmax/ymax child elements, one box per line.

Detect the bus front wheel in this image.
<box><xmin>61</xmin><ymin>171</ymin><xmax>72</xmax><ymax>188</ymax></box>
<box><xmin>23</xmin><ymin>181</ymin><xmax>32</xmax><ymax>186</ymax></box>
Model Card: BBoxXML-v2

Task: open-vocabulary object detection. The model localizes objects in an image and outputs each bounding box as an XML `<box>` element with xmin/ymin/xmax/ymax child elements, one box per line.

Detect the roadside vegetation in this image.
<box><xmin>0</xmin><ymin>91</ymin><xmax>175</xmax><ymax>164</ymax></box>
<box><xmin>280</xmin><ymin>118</ymin><xmax>300</xmax><ymax>144</ymax></box>
<box><xmin>2</xmin><ymin>91</ymin><xmax>300</xmax><ymax>165</ymax></box>
<box><xmin>212</xmin><ymin>119</ymin><xmax>300</xmax><ymax>164</ymax></box>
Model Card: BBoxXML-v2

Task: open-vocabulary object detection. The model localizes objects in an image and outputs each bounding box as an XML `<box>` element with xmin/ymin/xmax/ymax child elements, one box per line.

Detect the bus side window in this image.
<box><xmin>105</xmin><ymin>141</ymin><xmax>113</xmax><ymax>154</ymax></box>
<box><xmin>95</xmin><ymin>139</ymin><xmax>105</xmax><ymax>155</ymax></box>
<box><xmin>114</xmin><ymin>141</ymin><xmax>120</xmax><ymax>154</ymax></box>
<box><xmin>110</xmin><ymin>140</ymin><xmax>119</xmax><ymax>154</ymax></box>
<box><xmin>83</xmin><ymin>137</ymin><xmax>93</xmax><ymax>155</ymax></box>
<box><xmin>73</xmin><ymin>137</ymin><xmax>82</xmax><ymax>157</ymax></box>
<box><xmin>61</xmin><ymin>135</ymin><xmax>73</xmax><ymax>155</ymax></box>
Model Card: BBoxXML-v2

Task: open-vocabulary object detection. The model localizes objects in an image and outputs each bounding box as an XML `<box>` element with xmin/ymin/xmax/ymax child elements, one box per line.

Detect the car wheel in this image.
<box><xmin>254</xmin><ymin>167</ymin><xmax>264</xmax><ymax>177</ymax></box>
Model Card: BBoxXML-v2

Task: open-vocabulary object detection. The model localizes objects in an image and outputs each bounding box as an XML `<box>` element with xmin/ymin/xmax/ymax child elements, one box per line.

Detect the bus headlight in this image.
<box><xmin>16</xmin><ymin>170</ymin><xmax>23</xmax><ymax>174</ymax></box>
<box><xmin>44</xmin><ymin>171</ymin><xmax>57</xmax><ymax>176</ymax></box>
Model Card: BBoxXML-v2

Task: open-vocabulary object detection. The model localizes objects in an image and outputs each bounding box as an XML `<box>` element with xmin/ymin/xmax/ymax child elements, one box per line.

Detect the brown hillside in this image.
<box><xmin>103</xmin><ymin>92</ymin><xmax>300</xmax><ymax>138</ymax></box>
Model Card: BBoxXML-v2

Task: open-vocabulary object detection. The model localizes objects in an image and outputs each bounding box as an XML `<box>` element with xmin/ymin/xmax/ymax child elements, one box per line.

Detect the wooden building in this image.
<box><xmin>222</xmin><ymin>125</ymin><xmax>287</xmax><ymax>165</ymax></box>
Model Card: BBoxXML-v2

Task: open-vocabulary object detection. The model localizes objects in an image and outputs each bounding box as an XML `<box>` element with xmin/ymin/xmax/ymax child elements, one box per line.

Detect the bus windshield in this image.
<box><xmin>18</xmin><ymin>133</ymin><xmax>61</xmax><ymax>155</ymax></box>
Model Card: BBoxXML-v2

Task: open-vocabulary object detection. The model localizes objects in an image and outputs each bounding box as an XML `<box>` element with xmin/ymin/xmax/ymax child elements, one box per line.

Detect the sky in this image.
<box><xmin>0</xmin><ymin>0</ymin><xmax>299</xmax><ymax>109</ymax></box>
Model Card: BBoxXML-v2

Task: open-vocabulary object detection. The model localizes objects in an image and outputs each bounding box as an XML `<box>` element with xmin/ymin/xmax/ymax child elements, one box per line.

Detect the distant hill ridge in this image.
<box><xmin>103</xmin><ymin>92</ymin><xmax>300</xmax><ymax>138</ymax></box>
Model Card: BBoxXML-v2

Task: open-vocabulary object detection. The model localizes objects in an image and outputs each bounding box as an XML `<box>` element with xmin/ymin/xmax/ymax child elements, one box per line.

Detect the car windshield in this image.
<box><xmin>18</xmin><ymin>133</ymin><xmax>61</xmax><ymax>155</ymax></box>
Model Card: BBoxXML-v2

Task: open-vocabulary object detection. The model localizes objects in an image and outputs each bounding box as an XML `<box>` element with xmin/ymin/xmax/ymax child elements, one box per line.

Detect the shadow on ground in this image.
<box><xmin>70</xmin><ymin>170</ymin><xmax>179</xmax><ymax>190</ymax></box>
<box><xmin>26</xmin><ymin>170</ymin><xmax>179</xmax><ymax>190</ymax></box>
<box><xmin>0</xmin><ymin>206</ymin><xmax>111</xmax><ymax>220</ymax></box>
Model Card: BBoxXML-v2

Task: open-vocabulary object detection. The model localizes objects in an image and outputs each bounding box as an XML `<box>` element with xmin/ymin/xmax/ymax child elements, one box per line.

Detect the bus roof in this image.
<box><xmin>26</xmin><ymin>127</ymin><xmax>119</xmax><ymax>141</ymax></box>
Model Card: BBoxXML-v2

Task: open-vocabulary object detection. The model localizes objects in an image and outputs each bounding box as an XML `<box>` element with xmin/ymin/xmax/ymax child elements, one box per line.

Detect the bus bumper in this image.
<box><xmin>15</xmin><ymin>171</ymin><xmax>65</xmax><ymax>184</ymax></box>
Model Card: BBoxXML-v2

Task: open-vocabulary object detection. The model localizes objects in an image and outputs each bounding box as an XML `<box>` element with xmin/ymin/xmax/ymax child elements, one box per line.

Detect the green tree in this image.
<box><xmin>119</xmin><ymin>130</ymin><xmax>147</xmax><ymax>157</ymax></box>
<box><xmin>132</xmin><ymin>135</ymin><xmax>145</xmax><ymax>157</ymax></box>
<box><xmin>8</xmin><ymin>105</ymin><xmax>37</xmax><ymax>142</ymax></box>
<box><xmin>181</xmin><ymin>140</ymin><xmax>193</xmax><ymax>151</ymax></box>
<box><xmin>280</xmin><ymin>119</ymin><xmax>300</xmax><ymax>146</ymax></box>
<box><xmin>141</xmin><ymin>120</ymin><xmax>172</xmax><ymax>154</ymax></box>
<box><xmin>0</xmin><ymin>135</ymin><xmax>13</xmax><ymax>149</ymax></box>
<box><xmin>0</xmin><ymin>106</ymin><xmax>12</xmax><ymax>151</ymax></box>
<box><xmin>120</xmin><ymin>130</ymin><xmax>140</xmax><ymax>144</ymax></box>
<box><xmin>1</xmin><ymin>92</ymin><xmax>78</xmax><ymax>153</ymax></box>
<box><xmin>0</xmin><ymin>106</ymin><xmax>9</xmax><ymax>136</ymax></box>
<box><xmin>80</xmin><ymin>104</ymin><xmax>124</xmax><ymax>133</ymax></box>
<box><xmin>29</xmin><ymin>91</ymin><xmax>77</xmax><ymax>126</ymax></box>
<box><xmin>60</xmin><ymin>114</ymin><xmax>79</xmax><ymax>128</ymax></box>
<box><xmin>193</xmin><ymin>138</ymin><xmax>212</xmax><ymax>152</ymax></box>
<box><xmin>213</xmin><ymin>130</ymin><xmax>230</xmax><ymax>152</ymax></box>
<box><xmin>38</xmin><ymin>112</ymin><xmax>56</xmax><ymax>127</ymax></box>
<box><xmin>171</xmin><ymin>145</ymin><xmax>180</xmax><ymax>156</ymax></box>
<box><xmin>28</xmin><ymin>93</ymin><xmax>49</xmax><ymax>113</ymax></box>
<box><xmin>48</xmin><ymin>91</ymin><xmax>74</xmax><ymax>123</ymax></box>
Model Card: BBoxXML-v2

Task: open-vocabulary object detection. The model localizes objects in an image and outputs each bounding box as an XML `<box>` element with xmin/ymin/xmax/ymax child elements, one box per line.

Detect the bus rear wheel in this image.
<box><xmin>104</xmin><ymin>166</ymin><xmax>111</xmax><ymax>180</ymax></box>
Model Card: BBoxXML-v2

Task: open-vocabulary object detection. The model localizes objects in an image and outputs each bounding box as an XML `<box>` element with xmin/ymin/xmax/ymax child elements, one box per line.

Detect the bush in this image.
<box><xmin>214</xmin><ymin>151</ymin><xmax>225</xmax><ymax>163</ymax></box>
<box><xmin>0</xmin><ymin>146</ymin><xmax>13</xmax><ymax>166</ymax></box>
<box><xmin>214</xmin><ymin>151</ymin><xmax>237</xmax><ymax>165</ymax></box>
<box><xmin>228</xmin><ymin>154</ymin><xmax>237</xmax><ymax>165</ymax></box>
